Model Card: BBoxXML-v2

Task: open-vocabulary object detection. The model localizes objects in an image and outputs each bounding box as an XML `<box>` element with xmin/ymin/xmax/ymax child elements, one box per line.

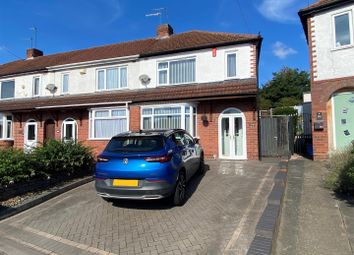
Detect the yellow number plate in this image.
<box><xmin>112</xmin><ymin>179</ymin><xmax>139</xmax><ymax>187</ymax></box>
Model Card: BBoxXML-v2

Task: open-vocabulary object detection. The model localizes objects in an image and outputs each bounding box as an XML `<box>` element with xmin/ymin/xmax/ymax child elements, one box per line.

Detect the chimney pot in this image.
<box><xmin>157</xmin><ymin>24</ymin><xmax>173</xmax><ymax>39</ymax></box>
<box><xmin>26</xmin><ymin>48</ymin><xmax>43</xmax><ymax>59</ymax></box>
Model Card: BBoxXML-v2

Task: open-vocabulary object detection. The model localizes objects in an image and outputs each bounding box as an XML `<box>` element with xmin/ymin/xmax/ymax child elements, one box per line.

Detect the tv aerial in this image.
<box><xmin>145</xmin><ymin>8</ymin><xmax>167</xmax><ymax>24</ymax></box>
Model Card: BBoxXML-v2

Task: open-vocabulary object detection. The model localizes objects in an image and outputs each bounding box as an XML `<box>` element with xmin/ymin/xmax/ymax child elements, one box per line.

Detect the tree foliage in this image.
<box><xmin>259</xmin><ymin>67</ymin><xmax>310</xmax><ymax>109</ymax></box>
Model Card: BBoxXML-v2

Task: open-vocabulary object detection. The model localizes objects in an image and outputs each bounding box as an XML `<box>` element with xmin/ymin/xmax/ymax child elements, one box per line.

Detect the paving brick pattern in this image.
<box><xmin>0</xmin><ymin>160</ymin><xmax>278</xmax><ymax>255</ymax></box>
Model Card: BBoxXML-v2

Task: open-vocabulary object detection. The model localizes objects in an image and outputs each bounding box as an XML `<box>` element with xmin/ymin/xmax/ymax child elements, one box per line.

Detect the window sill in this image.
<box><xmin>88</xmin><ymin>138</ymin><xmax>111</xmax><ymax>141</ymax></box>
<box><xmin>331</xmin><ymin>44</ymin><xmax>354</xmax><ymax>52</ymax></box>
<box><xmin>224</xmin><ymin>76</ymin><xmax>238</xmax><ymax>81</ymax></box>
<box><xmin>156</xmin><ymin>82</ymin><xmax>197</xmax><ymax>87</ymax></box>
<box><xmin>95</xmin><ymin>87</ymin><xmax>129</xmax><ymax>92</ymax></box>
<box><xmin>0</xmin><ymin>138</ymin><xmax>14</xmax><ymax>141</ymax></box>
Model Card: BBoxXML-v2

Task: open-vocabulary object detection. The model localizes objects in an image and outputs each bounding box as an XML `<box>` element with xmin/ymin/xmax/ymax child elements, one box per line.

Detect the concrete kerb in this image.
<box><xmin>0</xmin><ymin>176</ymin><xmax>94</xmax><ymax>221</ymax></box>
<box><xmin>246</xmin><ymin>156</ymin><xmax>289</xmax><ymax>255</ymax></box>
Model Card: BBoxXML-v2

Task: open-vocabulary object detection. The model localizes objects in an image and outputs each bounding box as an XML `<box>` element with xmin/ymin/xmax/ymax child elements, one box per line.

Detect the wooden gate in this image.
<box><xmin>260</xmin><ymin>115</ymin><xmax>294</xmax><ymax>157</ymax></box>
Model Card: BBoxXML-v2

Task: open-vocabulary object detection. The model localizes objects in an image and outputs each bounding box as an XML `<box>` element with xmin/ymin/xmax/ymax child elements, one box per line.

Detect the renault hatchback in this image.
<box><xmin>95</xmin><ymin>129</ymin><xmax>204</xmax><ymax>206</ymax></box>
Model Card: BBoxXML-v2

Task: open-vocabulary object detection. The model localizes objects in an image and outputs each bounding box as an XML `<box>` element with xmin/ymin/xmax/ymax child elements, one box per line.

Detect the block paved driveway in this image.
<box><xmin>0</xmin><ymin>160</ymin><xmax>278</xmax><ymax>255</ymax></box>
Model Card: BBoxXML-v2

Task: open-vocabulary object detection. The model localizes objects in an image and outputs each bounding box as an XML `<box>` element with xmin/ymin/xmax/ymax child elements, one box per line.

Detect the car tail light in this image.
<box><xmin>144</xmin><ymin>154</ymin><xmax>172</xmax><ymax>163</ymax></box>
<box><xmin>97</xmin><ymin>157</ymin><xmax>109</xmax><ymax>162</ymax></box>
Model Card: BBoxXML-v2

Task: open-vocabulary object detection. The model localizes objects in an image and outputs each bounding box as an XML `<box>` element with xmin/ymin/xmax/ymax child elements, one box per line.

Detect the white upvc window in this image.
<box><xmin>0</xmin><ymin>80</ymin><xmax>15</xmax><ymax>99</ymax></box>
<box><xmin>96</xmin><ymin>66</ymin><xmax>128</xmax><ymax>91</ymax></box>
<box><xmin>62</xmin><ymin>73</ymin><xmax>69</xmax><ymax>94</ymax></box>
<box><xmin>33</xmin><ymin>76</ymin><xmax>40</xmax><ymax>96</ymax></box>
<box><xmin>62</xmin><ymin>118</ymin><xmax>77</xmax><ymax>142</ymax></box>
<box><xmin>89</xmin><ymin>107</ymin><xmax>129</xmax><ymax>139</ymax></box>
<box><xmin>0</xmin><ymin>113</ymin><xmax>13</xmax><ymax>140</ymax></box>
<box><xmin>226</xmin><ymin>52</ymin><xmax>237</xmax><ymax>79</ymax></box>
<box><xmin>157</xmin><ymin>58</ymin><xmax>196</xmax><ymax>85</ymax></box>
<box><xmin>333</xmin><ymin>11</ymin><xmax>353</xmax><ymax>48</ymax></box>
<box><xmin>141</xmin><ymin>104</ymin><xmax>197</xmax><ymax>137</ymax></box>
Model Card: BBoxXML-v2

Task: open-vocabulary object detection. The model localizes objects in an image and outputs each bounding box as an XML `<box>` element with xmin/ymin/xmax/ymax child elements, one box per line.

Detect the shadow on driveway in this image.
<box><xmin>110</xmin><ymin>164</ymin><xmax>210</xmax><ymax>210</ymax></box>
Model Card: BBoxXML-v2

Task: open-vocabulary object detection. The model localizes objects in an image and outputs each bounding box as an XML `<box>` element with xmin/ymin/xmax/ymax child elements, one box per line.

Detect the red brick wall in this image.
<box><xmin>197</xmin><ymin>98</ymin><xmax>259</xmax><ymax>160</ymax></box>
<box><xmin>311</xmin><ymin>77</ymin><xmax>354</xmax><ymax>160</ymax></box>
<box><xmin>11</xmin><ymin>100</ymin><xmax>259</xmax><ymax>160</ymax></box>
<box><xmin>129</xmin><ymin>105</ymin><xmax>140</xmax><ymax>132</ymax></box>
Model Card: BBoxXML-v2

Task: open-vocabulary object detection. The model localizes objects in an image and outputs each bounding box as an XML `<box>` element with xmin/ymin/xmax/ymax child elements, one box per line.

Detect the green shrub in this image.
<box><xmin>272</xmin><ymin>106</ymin><xmax>298</xmax><ymax>116</ymax></box>
<box><xmin>325</xmin><ymin>144</ymin><xmax>354</xmax><ymax>194</ymax></box>
<box><xmin>0</xmin><ymin>140</ymin><xmax>94</xmax><ymax>186</ymax></box>
<box><xmin>33</xmin><ymin>140</ymin><xmax>94</xmax><ymax>176</ymax></box>
<box><xmin>0</xmin><ymin>149</ymin><xmax>36</xmax><ymax>186</ymax></box>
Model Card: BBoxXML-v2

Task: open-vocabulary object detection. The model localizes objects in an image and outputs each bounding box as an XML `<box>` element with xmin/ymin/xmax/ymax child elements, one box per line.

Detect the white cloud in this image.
<box><xmin>256</xmin><ymin>0</ymin><xmax>301</xmax><ymax>23</ymax></box>
<box><xmin>272</xmin><ymin>41</ymin><xmax>297</xmax><ymax>59</ymax></box>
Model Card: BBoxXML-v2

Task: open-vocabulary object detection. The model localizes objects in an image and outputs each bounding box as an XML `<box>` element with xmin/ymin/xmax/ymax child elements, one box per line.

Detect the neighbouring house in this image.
<box><xmin>299</xmin><ymin>0</ymin><xmax>354</xmax><ymax>160</ymax></box>
<box><xmin>0</xmin><ymin>24</ymin><xmax>262</xmax><ymax>160</ymax></box>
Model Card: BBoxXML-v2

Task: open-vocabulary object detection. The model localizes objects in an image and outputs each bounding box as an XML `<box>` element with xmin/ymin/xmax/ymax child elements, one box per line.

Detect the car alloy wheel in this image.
<box><xmin>173</xmin><ymin>171</ymin><xmax>186</xmax><ymax>206</ymax></box>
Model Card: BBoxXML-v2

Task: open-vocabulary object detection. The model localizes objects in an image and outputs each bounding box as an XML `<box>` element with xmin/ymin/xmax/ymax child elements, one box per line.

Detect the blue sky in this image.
<box><xmin>0</xmin><ymin>0</ymin><xmax>316</xmax><ymax>85</ymax></box>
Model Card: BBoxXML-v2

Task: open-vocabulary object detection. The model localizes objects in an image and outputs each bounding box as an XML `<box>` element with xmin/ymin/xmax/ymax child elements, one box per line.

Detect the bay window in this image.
<box><xmin>158</xmin><ymin>58</ymin><xmax>196</xmax><ymax>85</ymax></box>
<box><xmin>141</xmin><ymin>104</ymin><xmax>197</xmax><ymax>137</ymax></box>
<box><xmin>90</xmin><ymin>108</ymin><xmax>128</xmax><ymax>139</ymax></box>
<box><xmin>0</xmin><ymin>113</ymin><xmax>13</xmax><ymax>139</ymax></box>
<box><xmin>1</xmin><ymin>80</ymin><xmax>15</xmax><ymax>99</ymax></box>
<box><xmin>97</xmin><ymin>66</ymin><xmax>128</xmax><ymax>91</ymax></box>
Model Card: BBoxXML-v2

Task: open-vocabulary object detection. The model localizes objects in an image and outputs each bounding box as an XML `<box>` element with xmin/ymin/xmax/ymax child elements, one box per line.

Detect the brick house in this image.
<box><xmin>0</xmin><ymin>24</ymin><xmax>262</xmax><ymax>160</ymax></box>
<box><xmin>299</xmin><ymin>0</ymin><xmax>354</xmax><ymax>160</ymax></box>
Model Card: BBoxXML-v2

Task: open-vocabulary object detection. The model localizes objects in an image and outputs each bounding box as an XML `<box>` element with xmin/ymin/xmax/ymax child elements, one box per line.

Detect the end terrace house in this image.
<box><xmin>299</xmin><ymin>0</ymin><xmax>354</xmax><ymax>160</ymax></box>
<box><xmin>0</xmin><ymin>24</ymin><xmax>262</xmax><ymax>160</ymax></box>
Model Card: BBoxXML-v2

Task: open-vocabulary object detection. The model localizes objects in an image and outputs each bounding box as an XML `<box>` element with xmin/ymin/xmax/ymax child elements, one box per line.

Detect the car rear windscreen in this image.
<box><xmin>105</xmin><ymin>136</ymin><xmax>164</xmax><ymax>153</ymax></box>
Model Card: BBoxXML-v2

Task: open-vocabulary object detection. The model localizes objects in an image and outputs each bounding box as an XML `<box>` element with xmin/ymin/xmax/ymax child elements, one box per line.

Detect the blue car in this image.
<box><xmin>95</xmin><ymin>129</ymin><xmax>205</xmax><ymax>206</ymax></box>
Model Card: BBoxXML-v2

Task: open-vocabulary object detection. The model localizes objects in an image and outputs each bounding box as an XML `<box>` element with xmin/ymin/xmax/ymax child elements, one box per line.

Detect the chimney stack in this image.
<box><xmin>26</xmin><ymin>48</ymin><xmax>43</xmax><ymax>59</ymax></box>
<box><xmin>157</xmin><ymin>24</ymin><xmax>173</xmax><ymax>39</ymax></box>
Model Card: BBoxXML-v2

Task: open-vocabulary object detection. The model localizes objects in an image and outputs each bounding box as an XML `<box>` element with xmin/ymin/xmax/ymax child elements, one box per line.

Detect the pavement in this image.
<box><xmin>275</xmin><ymin>156</ymin><xmax>354</xmax><ymax>255</ymax></box>
<box><xmin>0</xmin><ymin>159</ymin><xmax>279</xmax><ymax>255</ymax></box>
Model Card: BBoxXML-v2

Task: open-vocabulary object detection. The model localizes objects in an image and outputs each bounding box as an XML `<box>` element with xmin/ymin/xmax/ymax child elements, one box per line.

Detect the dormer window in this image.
<box><xmin>334</xmin><ymin>11</ymin><xmax>353</xmax><ymax>48</ymax></box>
<box><xmin>157</xmin><ymin>58</ymin><xmax>196</xmax><ymax>85</ymax></box>
<box><xmin>97</xmin><ymin>66</ymin><xmax>128</xmax><ymax>91</ymax></box>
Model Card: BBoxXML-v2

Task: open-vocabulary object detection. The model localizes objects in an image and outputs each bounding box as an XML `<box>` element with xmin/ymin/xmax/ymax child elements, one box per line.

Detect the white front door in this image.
<box><xmin>219</xmin><ymin>112</ymin><xmax>247</xmax><ymax>160</ymax></box>
<box><xmin>24</xmin><ymin>121</ymin><xmax>38</xmax><ymax>150</ymax></box>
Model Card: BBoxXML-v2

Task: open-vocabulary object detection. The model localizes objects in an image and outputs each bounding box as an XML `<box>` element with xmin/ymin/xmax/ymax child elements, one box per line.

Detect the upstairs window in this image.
<box><xmin>62</xmin><ymin>74</ymin><xmax>69</xmax><ymax>94</ymax></box>
<box><xmin>334</xmin><ymin>12</ymin><xmax>352</xmax><ymax>47</ymax></box>
<box><xmin>1</xmin><ymin>80</ymin><xmax>15</xmax><ymax>99</ymax></box>
<box><xmin>33</xmin><ymin>76</ymin><xmax>40</xmax><ymax>96</ymax></box>
<box><xmin>158</xmin><ymin>58</ymin><xmax>196</xmax><ymax>85</ymax></box>
<box><xmin>97</xmin><ymin>66</ymin><xmax>128</xmax><ymax>91</ymax></box>
<box><xmin>0</xmin><ymin>114</ymin><xmax>13</xmax><ymax>139</ymax></box>
<box><xmin>226</xmin><ymin>52</ymin><xmax>237</xmax><ymax>78</ymax></box>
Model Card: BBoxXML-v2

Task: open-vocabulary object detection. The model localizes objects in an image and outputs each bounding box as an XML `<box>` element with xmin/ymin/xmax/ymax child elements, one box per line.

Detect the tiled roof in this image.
<box><xmin>0</xmin><ymin>79</ymin><xmax>257</xmax><ymax>111</ymax></box>
<box><xmin>0</xmin><ymin>30</ymin><xmax>260</xmax><ymax>77</ymax></box>
<box><xmin>300</xmin><ymin>0</ymin><xmax>351</xmax><ymax>13</ymax></box>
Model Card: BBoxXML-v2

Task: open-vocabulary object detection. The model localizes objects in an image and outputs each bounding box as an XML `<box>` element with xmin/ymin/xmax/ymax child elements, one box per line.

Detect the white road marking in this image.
<box><xmin>223</xmin><ymin>165</ymin><xmax>274</xmax><ymax>254</ymax></box>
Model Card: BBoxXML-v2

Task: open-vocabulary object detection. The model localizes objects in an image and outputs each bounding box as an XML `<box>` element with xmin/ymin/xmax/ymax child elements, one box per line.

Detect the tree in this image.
<box><xmin>259</xmin><ymin>67</ymin><xmax>310</xmax><ymax>109</ymax></box>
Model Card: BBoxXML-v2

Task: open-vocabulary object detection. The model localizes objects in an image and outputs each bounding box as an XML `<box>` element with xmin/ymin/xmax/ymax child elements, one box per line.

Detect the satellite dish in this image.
<box><xmin>139</xmin><ymin>74</ymin><xmax>151</xmax><ymax>86</ymax></box>
<box><xmin>46</xmin><ymin>84</ymin><xmax>57</xmax><ymax>95</ymax></box>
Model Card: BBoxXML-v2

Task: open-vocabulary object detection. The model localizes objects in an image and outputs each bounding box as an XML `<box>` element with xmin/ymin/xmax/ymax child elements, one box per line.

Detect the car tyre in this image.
<box><xmin>198</xmin><ymin>153</ymin><xmax>205</xmax><ymax>175</ymax></box>
<box><xmin>172</xmin><ymin>171</ymin><xmax>186</xmax><ymax>206</ymax></box>
<box><xmin>102</xmin><ymin>197</ymin><xmax>113</xmax><ymax>202</ymax></box>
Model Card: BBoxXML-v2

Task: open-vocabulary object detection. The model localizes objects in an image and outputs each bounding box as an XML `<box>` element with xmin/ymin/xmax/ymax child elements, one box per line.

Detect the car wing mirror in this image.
<box><xmin>194</xmin><ymin>137</ymin><xmax>200</xmax><ymax>144</ymax></box>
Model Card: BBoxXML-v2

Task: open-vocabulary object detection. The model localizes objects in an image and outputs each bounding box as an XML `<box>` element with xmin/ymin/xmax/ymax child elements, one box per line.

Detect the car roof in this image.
<box><xmin>113</xmin><ymin>129</ymin><xmax>185</xmax><ymax>138</ymax></box>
